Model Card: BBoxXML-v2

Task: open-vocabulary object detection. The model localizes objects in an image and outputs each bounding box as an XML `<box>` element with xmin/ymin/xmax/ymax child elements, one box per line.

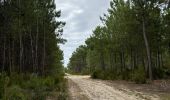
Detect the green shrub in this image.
<box><xmin>9</xmin><ymin>73</ymin><xmax>24</xmax><ymax>86</ymax></box>
<box><xmin>104</xmin><ymin>70</ymin><xmax>117</xmax><ymax>80</ymax></box>
<box><xmin>81</xmin><ymin>68</ymin><xmax>90</xmax><ymax>75</ymax></box>
<box><xmin>92</xmin><ymin>69</ymin><xmax>116</xmax><ymax>80</ymax></box>
<box><xmin>31</xmin><ymin>92</ymin><xmax>47</xmax><ymax>100</ymax></box>
<box><xmin>153</xmin><ymin>68</ymin><xmax>165</xmax><ymax>79</ymax></box>
<box><xmin>25</xmin><ymin>76</ymin><xmax>43</xmax><ymax>90</ymax></box>
<box><xmin>122</xmin><ymin>69</ymin><xmax>132</xmax><ymax>80</ymax></box>
<box><xmin>0</xmin><ymin>73</ymin><xmax>9</xmax><ymax>98</ymax></box>
<box><xmin>132</xmin><ymin>67</ymin><xmax>146</xmax><ymax>84</ymax></box>
<box><xmin>91</xmin><ymin>69</ymin><xmax>103</xmax><ymax>79</ymax></box>
<box><xmin>5</xmin><ymin>85</ymin><xmax>27</xmax><ymax>100</ymax></box>
<box><xmin>57</xmin><ymin>79</ymin><xmax>68</xmax><ymax>100</ymax></box>
<box><xmin>0</xmin><ymin>73</ymin><xmax>67</xmax><ymax>100</ymax></box>
<box><xmin>44</xmin><ymin>77</ymin><xmax>55</xmax><ymax>87</ymax></box>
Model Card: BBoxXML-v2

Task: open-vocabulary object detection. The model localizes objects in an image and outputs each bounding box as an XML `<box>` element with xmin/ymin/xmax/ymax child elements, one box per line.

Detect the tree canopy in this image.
<box><xmin>68</xmin><ymin>0</ymin><xmax>170</xmax><ymax>83</ymax></box>
<box><xmin>0</xmin><ymin>0</ymin><xmax>65</xmax><ymax>75</ymax></box>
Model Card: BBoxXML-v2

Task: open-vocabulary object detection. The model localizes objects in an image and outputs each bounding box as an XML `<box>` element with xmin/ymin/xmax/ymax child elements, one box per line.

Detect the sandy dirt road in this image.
<box><xmin>67</xmin><ymin>75</ymin><xmax>160</xmax><ymax>100</ymax></box>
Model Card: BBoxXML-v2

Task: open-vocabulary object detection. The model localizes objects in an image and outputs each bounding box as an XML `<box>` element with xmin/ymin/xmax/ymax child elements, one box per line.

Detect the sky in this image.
<box><xmin>55</xmin><ymin>0</ymin><xmax>110</xmax><ymax>67</ymax></box>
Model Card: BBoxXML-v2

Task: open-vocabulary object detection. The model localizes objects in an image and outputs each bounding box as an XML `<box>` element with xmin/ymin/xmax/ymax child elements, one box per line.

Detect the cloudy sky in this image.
<box><xmin>55</xmin><ymin>0</ymin><xmax>110</xmax><ymax>66</ymax></box>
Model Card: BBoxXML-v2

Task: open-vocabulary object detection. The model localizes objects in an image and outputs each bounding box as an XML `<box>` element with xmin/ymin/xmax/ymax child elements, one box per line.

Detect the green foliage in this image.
<box><xmin>0</xmin><ymin>73</ymin><xmax>68</xmax><ymax>100</ymax></box>
<box><xmin>81</xmin><ymin>68</ymin><xmax>91</xmax><ymax>75</ymax></box>
<box><xmin>5</xmin><ymin>85</ymin><xmax>27</xmax><ymax>100</ymax></box>
<box><xmin>0</xmin><ymin>73</ymin><xmax>9</xmax><ymax>99</ymax></box>
<box><xmin>91</xmin><ymin>69</ymin><xmax>104</xmax><ymax>79</ymax></box>
<box><xmin>68</xmin><ymin>45</ymin><xmax>89</xmax><ymax>74</ymax></box>
<box><xmin>0</xmin><ymin>0</ymin><xmax>67</xmax><ymax>99</ymax></box>
<box><xmin>68</xmin><ymin>0</ymin><xmax>170</xmax><ymax>83</ymax></box>
<box><xmin>153</xmin><ymin>68</ymin><xmax>165</xmax><ymax>79</ymax></box>
<box><xmin>0</xmin><ymin>0</ymin><xmax>65</xmax><ymax>75</ymax></box>
<box><xmin>91</xmin><ymin>69</ymin><xmax>116</xmax><ymax>80</ymax></box>
<box><xmin>132</xmin><ymin>67</ymin><xmax>146</xmax><ymax>84</ymax></box>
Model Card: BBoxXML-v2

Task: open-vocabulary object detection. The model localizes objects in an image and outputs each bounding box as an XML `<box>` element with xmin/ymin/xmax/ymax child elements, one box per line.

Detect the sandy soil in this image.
<box><xmin>68</xmin><ymin>78</ymin><xmax>89</xmax><ymax>100</ymax></box>
<box><xmin>67</xmin><ymin>75</ymin><xmax>160</xmax><ymax>100</ymax></box>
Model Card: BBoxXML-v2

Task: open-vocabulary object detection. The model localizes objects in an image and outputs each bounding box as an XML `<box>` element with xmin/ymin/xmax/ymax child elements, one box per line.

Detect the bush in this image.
<box><xmin>91</xmin><ymin>69</ymin><xmax>104</xmax><ymax>79</ymax></box>
<box><xmin>57</xmin><ymin>79</ymin><xmax>68</xmax><ymax>100</ymax></box>
<box><xmin>0</xmin><ymin>73</ymin><xmax>68</xmax><ymax>100</ymax></box>
<box><xmin>104</xmin><ymin>70</ymin><xmax>117</xmax><ymax>80</ymax></box>
<box><xmin>5</xmin><ymin>85</ymin><xmax>27</xmax><ymax>100</ymax></box>
<box><xmin>91</xmin><ymin>69</ymin><xmax>117</xmax><ymax>80</ymax></box>
<box><xmin>132</xmin><ymin>67</ymin><xmax>146</xmax><ymax>84</ymax></box>
<box><xmin>0</xmin><ymin>73</ymin><xmax>9</xmax><ymax>98</ymax></box>
<box><xmin>9</xmin><ymin>73</ymin><xmax>25</xmax><ymax>86</ymax></box>
<box><xmin>153</xmin><ymin>68</ymin><xmax>165</xmax><ymax>79</ymax></box>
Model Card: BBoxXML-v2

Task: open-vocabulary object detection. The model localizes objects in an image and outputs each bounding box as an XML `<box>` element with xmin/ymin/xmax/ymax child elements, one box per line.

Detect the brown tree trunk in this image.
<box><xmin>133</xmin><ymin>50</ymin><xmax>136</xmax><ymax>69</ymax></box>
<box><xmin>122</xmin><ymin>51</ymin><xmax>125</xmax><ymax>70</ymax></box>
<box><xmin>18</xmin><ymin>0</ymin><xmax>23</xmax><ymax>73</ymax></box>
<box><xmin>114</xmin><ymin>52</ymin><xmax>117</xmax><ymax>72</ymax></box>
<box><xmin>142</xmin><ymin>17</ymin><xmax>152</xmax><ymax>80</ymax></box>
<box><xmin>9</xmin><ymin>39</ymin><xmax>12</xmax><ymax>74</ymax></box>
<box><xmin>12</xmin><ymin>39</ymin><xmax>15</xmax><ymax>72</ymax></box>
<box><xmin>43</xmin><ymin>20</ymin><xmax>46</xmax><ymax>75</ymax></box>
<box><xmin>30</xmin><ymin>30</ymin><xmax>35</xmax><ymax>72</ymax></box>
<box><xmin>100</xmin><ymin>52</ymin><xmax>105</xmax><ymax>70</ymax></box>
<box><xmin>120</xmin><ymin>52</ymin><xmax>123</xmax><ymax>73</ymax></box>
<box><xmin>3</xmin><ymin>36</ymin><xmax>6</xmax><ymax>72</ymax></box>
<box><xmin>109</xmin><ymin>49</ymin><xmax>113</xmax><ymax>70</ymax></box>
<box><xmin>35</xmin><ymin>18</ymin><xmax>39</xmax><ymax>73</ymax></box>
<box><xmin>130</xmin><ymin>48</ymin><xmax>133</xmax><ymax>70</ymax></box>
<box><xmin>157</xmin><ymin>48</ymin><xmax>161</xmax><ymax>69</ymax></box>
<box><xmin>19</xmin><ymin>33</ymin><xmax>23</xmax><ymax>73</ymax></box>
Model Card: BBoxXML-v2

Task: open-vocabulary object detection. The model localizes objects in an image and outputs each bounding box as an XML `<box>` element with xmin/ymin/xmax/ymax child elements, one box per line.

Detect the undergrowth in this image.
<box><xmin>0</xmin><ymin>73</ymin><xmax>68</xmax><ymax>100</ymax></box>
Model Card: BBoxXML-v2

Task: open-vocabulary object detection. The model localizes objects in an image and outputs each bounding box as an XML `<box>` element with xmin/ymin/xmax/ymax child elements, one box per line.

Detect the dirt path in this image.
<box><xmin>67</xmin><ymin>75</ymin><xmax>160</xmax><ymax>100</ymax></box>
<box><xmin>68</xmin><ymin>78</ymin><xmax>89</xmax><ymax>100</ymax></box>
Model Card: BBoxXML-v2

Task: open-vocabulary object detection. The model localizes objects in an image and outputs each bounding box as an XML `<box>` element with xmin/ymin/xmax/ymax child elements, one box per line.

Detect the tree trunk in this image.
<box><xmin>100</xmin><ymin>52</ymin><xmax>105</xmax><ymax>70</ymax></box>
<box><xmin>122</xmin><ymin>50</ymin><xmax>125</xmax><ymax>70</ymax></box>
<box><xmin>133</xmin><ymin>50</ymin><xmax>136</xmax><ymax>69</ymax></box>
<box><xmin>160</xmin><ymin>52</ymin><xmax>163</xmax><ymax>68</ymax></box>
<box><xmin>130</xmin><ymin>48</ymin><xmax>133</xmax><ymax>70</ymax></box>
<box><xmin>120</xmin><ymin>52</ymin><xmax>123</xmax><ymax>73</ymax></box>
<box><xmin>18</xmin><ymin>0</ymin><xmax>23</xmax><ymax>73</ymax></box>
<box><xmin>3</xmin><ymin>36</ymin><xmax>6</xmax><ymax>72</ymax></box>
<box><xmin>35</xmin><ymin>18</ymin><xmax>39</xmax><ymax>73</ymax></box>
<box><xmin>109</xmin><ymin>49</ymin><xmax>113</xmax><ymax>70</ymax></box>
<box><xmin>9</xmin><ymin>39</ymin><xmax>12</xmax><ymax>74</ymax></box>
<box><xmin>142</xmin><ymin>17</ymin><xmax>152</xmax><ymax>80</ymax></box>
<box><xmin>43</xmin><ymin>20</ymin><xmax>46</xmax><ymax>75</ymax></box>
<box><xmin>157</xmin><ymin>48</ymin><xmax>161</xmax><ymax>69</ymax></box>
<box><xmin>114</xmin><ymin>52</ymin><xmax>117</xmax><ymax>72</ymax></box>
<box><xmin>19</xmin><ymin>33</ymin><xmax>23</xmax><ymax>73</ymax></box>
<box><xmin>30</xmin><ymin>30</ymin><xmax>35</xmax><ymax>72</ymax></box>
<box><xmin>12</xmin><ymin>39</ymin><xmax>15</xmax><ymax>72</ymax></box>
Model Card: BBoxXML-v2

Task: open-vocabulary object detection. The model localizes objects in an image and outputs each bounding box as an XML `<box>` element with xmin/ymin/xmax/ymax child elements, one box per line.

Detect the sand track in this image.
<box><xmin>67</xmin><ymin>75</ymin><xmax>160</xmax><ymax>100</ymax></box>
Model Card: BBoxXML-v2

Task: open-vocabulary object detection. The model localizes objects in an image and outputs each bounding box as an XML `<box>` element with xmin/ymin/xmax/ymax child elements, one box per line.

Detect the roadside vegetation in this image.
<box><xmin>68</xmin><ymin>0</ymin><xmax>170</xmax><ymax>83</ymax></box>
<box><xmin>0</xmin><ymin>73</ymin><xmax>68</xmax><ymax>100</ymax></box>
<box><xmin>0</xmin><ymin>0</ymin><xmax>67</xmax><ymax>99</ymax></box>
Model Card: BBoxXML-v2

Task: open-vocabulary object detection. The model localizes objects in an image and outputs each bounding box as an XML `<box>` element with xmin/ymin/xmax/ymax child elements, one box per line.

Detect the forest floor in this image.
<box><xmin>66</xmin><ymin>75</ymin><xmax>170</xmax><ymax>100</ymax></box>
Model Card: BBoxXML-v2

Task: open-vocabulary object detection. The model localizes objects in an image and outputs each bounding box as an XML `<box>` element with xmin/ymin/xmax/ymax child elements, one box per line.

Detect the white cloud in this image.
<box><xmin>55</xmin><ymin>0</ymin><xmax>110</xmax><ymax>66</ymax></box>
